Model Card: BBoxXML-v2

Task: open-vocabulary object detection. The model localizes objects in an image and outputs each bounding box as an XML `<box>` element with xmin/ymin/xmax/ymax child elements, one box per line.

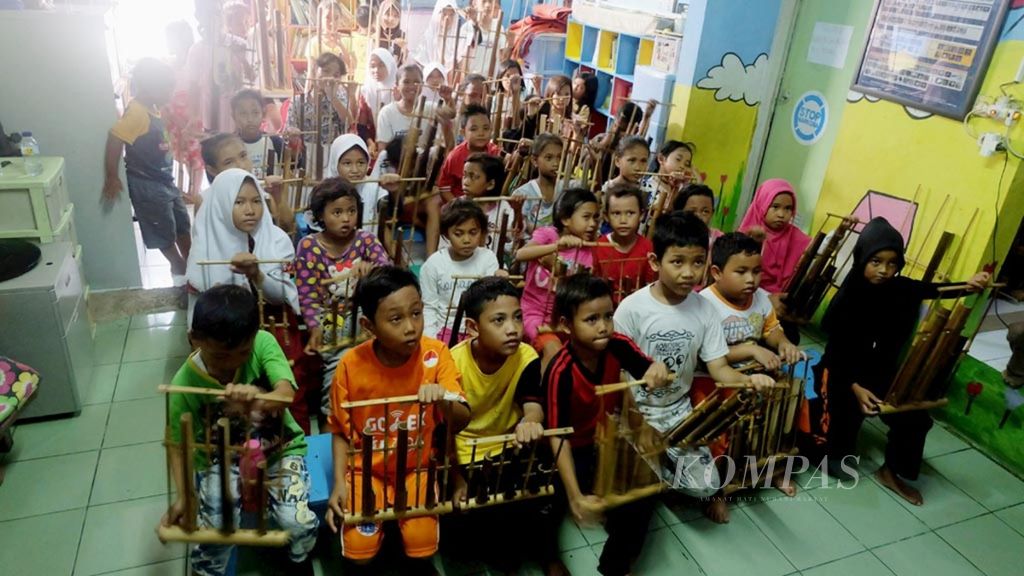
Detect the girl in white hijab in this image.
<box><xmin>414</xmin><ymin>0</ymin><xmax>474</xmax><ymax>69</ymax></box>
<box><xmin>326</xmin><ymin>134</ymin><xmax>387</xmax><ymax>234</ymax></box>
<box><xmin>421</xmin><ymin>61</ymin><xmax>448</xmax><ymax>103</ymax></box>
<box><xmin>185</xmin><ymin>168</ymin><xmax>298</xmax><ymax>323</ymax></box>
<box><xmin>358</xmin><ymin>47</ymin><xmax>398</xmax><ymax>139</ymax></box>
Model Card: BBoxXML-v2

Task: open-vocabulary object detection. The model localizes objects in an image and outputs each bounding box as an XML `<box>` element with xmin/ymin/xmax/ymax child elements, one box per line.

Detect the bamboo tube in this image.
<box><xmin>715</xmin><ymin>381</ymin><xmax>790</xmax><ymax>390</ymax></box>
<box><xmin>157</xmin><ymin>526</ymin><xmax>290</xmax><ymax>546</ymax></box>
<box><xmin>339</xmin><ymin>394</ymin><xmax>420</xmax><ymax>410</ymax></box>
<box><xmin>196</xmin><ymin>259</ymin><xmax>292</xmax><ymax>266</ymax></box>
<box><xmin>912</xmin><ymin>302</ymin><xmax>971</xmax><ymax>401</ymax></box>
<box><xmin>342</xmin><ymin>485</ymin><xmax>558</xmax><ymax>524</ymax></box>
<box><xmin>594</xmin><ymin>376</ymin><xmax>664</xmax><ymax>396</ymax></box>
<box><xmin>448</xmin><ymin>292</ymin><xmax>468</xmax><ymax>348</ymax></box>
<box><xmin>217</xmin><ymin>418</ymin><xmax>234</xmax><ymax>535</ymax></box>
<box><xmin>679</xmin><ymin>391</ymin><xmax>747</xmax><ymax>447</ymax></box>
<box><xmin>594</xmin><ymin>414</ymin><xmax>619</xmax><ymax>497</ymax></box>
<box><xmin>876</xmin><ymin>398</ymin><xmax>949</xmax><ymax>414</ymax></box>
<box><xmin>908</xmin><ymin>193</ymin><xmax>950</xmax><ymax>275</ymax></box>
<box><xmin>887</xmin><ymin>306</ymin><xmax>950</xmax><ymax>403</ymax></box>
<box><xmin>938</xmin><ymin>207</ymin><xmax>980</xmax><ymax>282</ymax></box>
<box><xmin>256</xmin><ymin>461</ymin><xmax>268</xmax><ymax>534</ymax></box>
<box><xmin>361</xmin><ymin>425</ymin><xmax>376</xmax><ymax>517</ymax></box>
<box><xmin>158</xmin><ymin>385</ymin><xmax>293</xmax><ymax>405</ymax></box>
<box><xmin>491</xmin><ymin>89</ymin><xmax>505</xmax><ymax>142</ymax></box>
<box><xmin>450</xmin><ymin>274</ymin><xmax>524</xmax><ymax>281</ymax></box>
<box><xmin>180</xmin><ymin>412</ymin><xmax>196</xmax><ymax>533</ymax></box>
<box><xmin>394</xmin><ymin>421</ymin><xmax>409</xmax><ymax>513</ymax></box>
<box><xmin>464</xmin><ymin>427</ymin><xmax>575</xmax><ymax>447</ymax></box>
<box><xmin>922</xmin><ymin>231</ymin><xmax>955</xmax><ymax>283</ymax></box>
<box><xmin>665</xmin><ymin>391</ymin><xmax>722</xmax><ymax>443</ymax></box>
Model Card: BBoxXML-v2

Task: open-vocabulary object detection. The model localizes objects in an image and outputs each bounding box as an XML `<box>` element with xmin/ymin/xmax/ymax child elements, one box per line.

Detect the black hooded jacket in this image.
<box><xmin>820</xmin><ymin>218</ymin><xmax>961</xmax><ymax>395</ymax></box>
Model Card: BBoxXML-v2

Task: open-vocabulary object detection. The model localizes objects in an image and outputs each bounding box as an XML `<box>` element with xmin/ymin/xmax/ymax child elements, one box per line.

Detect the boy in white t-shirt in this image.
<box><xmin>613</xmin><ymin>212</ymin><xmax>774</xmax><ymax>524</ymax></box>
<box><xmin>701</xmin><ymin>232</ymin><xmax>803</xmax><ymax>370</ymax></box>
<box><xmin>420</xmin><ymin>199</ymin><xmax>503</xmax><ymax>343</ymax></box>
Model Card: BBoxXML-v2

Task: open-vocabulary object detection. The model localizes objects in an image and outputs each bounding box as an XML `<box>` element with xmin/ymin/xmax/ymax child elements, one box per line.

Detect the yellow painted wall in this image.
<box><xmin>813</xmin><ymin>40</ymin><xmax>1024</xmax><ymax>281</ymax></box>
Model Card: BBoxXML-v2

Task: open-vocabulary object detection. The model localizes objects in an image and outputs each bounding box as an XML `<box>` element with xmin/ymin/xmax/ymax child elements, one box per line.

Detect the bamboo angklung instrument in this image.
<box><xmin>255</xmin><ymin>0</ymin><xmax>273</xmax><ymax>90</ymax></box>
<box><xmin>782</xmin><ymin>214</ymin><xmax>857</xmax><ymax>322</ymax></box>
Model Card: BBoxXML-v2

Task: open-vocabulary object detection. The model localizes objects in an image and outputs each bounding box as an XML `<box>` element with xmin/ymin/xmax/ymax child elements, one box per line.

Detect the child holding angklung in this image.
<box><xmin>199</xmin><ymin>133</ymin><xmax>294</xmax><ymax>232</ymax></box>
<box><xmin>646</xmin><ymin>141</ymin><xmax>699</xmax><ymax>222</ymax></box>
<box><xmin>356</xmin><ymin>47</ymin><xmax>398</xmax><ymax>148</ymax></box>
<box><xmin>815</xmin><ymin>217</ymin><xmax>989</xmax><ymax>505</ymax></box>
<box><xmin>614</xmin><ymin>212</ymin><xmax>774</xmax><ymax>523</ymax></box>
<box><xmin>436</xmin><ymin>103</ymin><xmax>501</xmax><ymax>202</ymax></box>
<box><xmin>420</xmin><ymin>199</ymin><xmax>500</xmax><ymax>342</ymax></box>
<box><xmin>161</xmin><ymin>285</ymin><xmax>318</xmax><ymax>576</ymax></box>
<box><xmin>326</xmin><ymin>134</ymin><xmax>389</xmax><ymax>233</ymax></box>
<box><xmin>544</xmin><ymin>273</ymin><xmax>672</xmax><ymax>576</ymax></box>
<box><xmin>593</xmin><ymin>182</ymin><xmax>654</xmax><ymax>302</ymax></box>
<box><xmin>294</xmin><ymin>178</ymin><xmax>391</xmax><ymax>414</ymax></box>
<box><xmin>441</xmin><ymin>277</ymin><xmax>562</xmax><ymax>575</ymax></box>
<box><xmin>511</xmin><ymin>133</ymin><xmax>565</xmax><ymax>238</ymax></box>
<box><xmin>601</xmin><ymin>135</ymin><xmax>650</xmax><ymax>199</ymax></box>
<box><xmin>738</xmin><ymin>179</ymin><xmax>811</xmax><ymax>341</ymax></box>
<box><xmin>375</xmin><ymin>63</ymin><xmax>455</xmax><ymax>154</ymax></box>
<box><xmin>324</xmin><ymin>266</ymin><xmax>470</xmax><ymax>573</ymax></box>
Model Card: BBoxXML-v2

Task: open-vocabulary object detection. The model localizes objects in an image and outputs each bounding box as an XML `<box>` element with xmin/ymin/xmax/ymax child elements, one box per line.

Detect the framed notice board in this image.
<box><xmin>851</xmin><ymin>0</ymin><xmax>1011</xmax><ymax>120</ymax></box>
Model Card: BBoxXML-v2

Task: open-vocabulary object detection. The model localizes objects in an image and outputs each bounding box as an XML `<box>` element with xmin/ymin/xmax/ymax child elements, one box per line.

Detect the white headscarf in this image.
<box><xmin>421</xmin><ymin>61</ymin><xmax>448</xmax><ymax>102</ymax></box>
<box><xmin>360</xmin><ymin>47</ymin><xmax>397</xmax><ymax>115</ymax></box>
<box><xmin>326</xmin><ymin>133</ymin><xmax>370</xmax><ymax>178</ymax></box>
<box><xmin>415</xmin><ymin>0</ymin><xmax>473</xmax><ymax>68</ymax></box>
<box><xmin>326</xmin><ymin>134</ymin><xmax>386</xmax><ymax>232</ymax></box>
<box><xmin>185</xmin><ymin>168</ymin><xmax>299</xmax><ymax>314</ymax></box>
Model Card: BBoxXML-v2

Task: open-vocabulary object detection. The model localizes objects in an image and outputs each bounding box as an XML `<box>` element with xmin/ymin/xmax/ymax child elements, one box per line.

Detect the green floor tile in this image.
<box><xmin>115</xmin><ymin>356</ymin><xmax>187</xmax><ymax>402</ymax></box>
<box><xmin>104</xmin><ymin>397</ymin><xmax>167</xmax><ymax>448</ymax></box>
<box><xmin>559</xmin><ymin>547</ymin><xmax>600</xmax><ymax>575</ymax></box>
<box><xmin>873</xmin><ymin>532</ymin><xmax>982</xmax><ymax>576</ymax></box>
<box><xmin>9</xmin><ymin>403</ymin><xmax>110</xmax><ymax>461</ymax></box>
<box><xmin>743</xmin><ymin>495</ymin><xmax>864</xmax><ymax>570</ymax></box>
<box><xmin>91</xmin><ymin>441</ymin><xmax>170</xmax><ymax>505</ymax></box>
<box><xmin>801</xmin><ymin>551</ymin><xmax>894</xmax><ymax>576</ymax></box>
<box><xmin>927</xmin><ymin>449</ymin><xmax>1024</xmax><ymax>511</ymax></box>
<box><xmin>575</xmin><ymin>502</ymin><xmax>664</xmax><ymax>546</ymax></box>
<box><xmin>0</xmin><ymin>451</ymin><xmax>97</xmax><ymax>520</ymax></box>
<box><xmin>558</xmin><ymin>515</ymin><xmax>588</xmax><ymax>551</ymax></box>
<box><xmin>130</xmin><ymin>310</ymin><xmax>186</xmax><ymax>329</ymax></box>
<box><xmin>920</xmin><ymin>423</ymin><xmax>969</xmax><ymax>460</ymax></box>
<box><xmin>96</xmin><ymin>317</ymin><xmax>131</xmax><ymax>333</ymax></box>
<box><xmin>815</xmin><ymin>479</ymin><xmax>928</xmax><ymax>548</ymax></box>
<box><xmin>0</xmin><ymin>509</ymin><xmax>86</xmax><ymax>576</ymax></box>
<box><xmin>995</xmin><ymin>502</ymin><xmax>1024</xmax><ymax>537</ymax></box>
<box><xmin>75</xmin><ymin>494</ymin><xmax>186</xmax><ymax>575</ymax></box>
<box><xmin>81</xmin><ymin>363</ymin><xmax>119</xmax><ymax>405</ymax></box>
<box><xmin>654</xmin><ymin>496</ymin><xmax>704</xmax><ymax>526</ymax></box>
<box><xmin>886</xmin><ymin>463</ymin><xmax>986</xmax><ymax>529</ymax></box>
<box><xmin>122</xmin><ymin>325</ymin><xmax>191</xmax><ymax>363</ymax></box>
<box><xmin>856</xmin><ymin>420</ymin><xmax>887</xmax><ymax>468</ymax></box>
<box><xmin>672</xmin><ymin>509</ymin><xmax>794</xmax><ymax>576</ymax></box>
<box><xmin>936</xmin><ymin>514</ymin><xmax>1024</xmax><ymax>576</ymax></box>
<box><xmin>96</xmin><ymin>558</ymin><xmax>187</xmax><ymax>576</ymax></box>
<box><xmin>93</xmin><ymin>326</ymin><xmax>128</xmax><ymax>365</ymax></box>
<box><xmin>629</xmin><ymin>528</ymin><xmax>702</xmax><ymax>576</ymax></box>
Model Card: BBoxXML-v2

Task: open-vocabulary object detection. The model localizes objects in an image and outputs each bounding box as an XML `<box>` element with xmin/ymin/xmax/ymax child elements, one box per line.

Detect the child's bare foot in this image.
<box><xmin>772</xmin><ymin>473</ymin><xmax>797</xmax><ymax>497</ymax></box>
<box><xmin>703</xmin><ymin>497</ymin><xmax>730</xmax><ymax>524</ymax></box>
<box><xmin>876</xmin><ymin>466</ymin><xmax>923</xmax><ymax>506</ymax></box>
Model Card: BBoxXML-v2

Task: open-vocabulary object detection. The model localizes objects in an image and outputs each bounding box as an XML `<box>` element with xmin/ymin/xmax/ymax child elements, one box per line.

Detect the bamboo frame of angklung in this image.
<box><xmin>158</xmin><ymin>386</ymin><xmax>292</xmax><ymax>546</ymax></box>
<box><xmin>195</xmin><ymin>261</ymin><xmax>292</xmax><ymax>345</ymax></box>
<box><xmin>780</xmin><ymin>212</ymin><xmax>859</xmax><ymax>324</ymax></box>
<box><xmin>337</xmin><ymin>393</ymin><xmax>573</xmax><ymax>524</ymax></box>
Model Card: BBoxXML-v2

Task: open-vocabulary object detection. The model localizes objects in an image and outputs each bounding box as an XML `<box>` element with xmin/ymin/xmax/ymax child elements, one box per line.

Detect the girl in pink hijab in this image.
<box><xmin>739</xmin><ymin>179</ymin><xmax>811</xmax><ymax>294</ymax></box>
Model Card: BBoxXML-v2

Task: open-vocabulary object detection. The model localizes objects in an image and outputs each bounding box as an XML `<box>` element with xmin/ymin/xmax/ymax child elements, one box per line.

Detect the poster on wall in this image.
<box><xmin>851</xmin><ymin>0</ymin><xmax>1011</xmax><ymax>120</ymax></box>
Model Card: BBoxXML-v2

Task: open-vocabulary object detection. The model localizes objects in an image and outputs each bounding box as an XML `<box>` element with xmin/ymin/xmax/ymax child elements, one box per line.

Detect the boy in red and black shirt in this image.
<box><xmin>543</xmin><ymin>273</ymin><xmax>670</xmax><ymax>576</ymax></box>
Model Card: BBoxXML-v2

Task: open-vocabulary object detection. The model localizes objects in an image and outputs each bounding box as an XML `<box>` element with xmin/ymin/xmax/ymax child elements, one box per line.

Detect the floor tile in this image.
<box><xmin>873</xmin><ymin>532</ymin><xmax>982</xmax><ymax>576</ymax></box>
<box><xmin>97</xmin><ymin>558</ymin><xmax>186</xmax><ymax>576</ymax></box>
<box><xmin>130</xmin><ymin>310</ymin><xmax>186</xmax><ymax>329</ymax></box>
<box><xmin>672</xmin><ymin>509</ymin><xmax>794</xmax><ymax>576</ymax></box>
<box><xmin>886</xmin><ymin>463</ymin><xmax>986</xmax><ymax>529</ymax></box>
<box><xmin>81</xmin><ymin>362</ymin><xmax>119</xmax><ymax>405</ymax></box>
<box><xmin>558</xmin><ymin>515</ymin><xmax>588</xmax><ymax>551</ymax></box>
<box><xmin>9</xmin><ymin>403</ymin><xmax>109</xmax><ymax>461</ymax></box>
<box><xmin>104</xmin><ymin>397</ymin><xmax>167</xmax><ymax>448</ymax></box>
<box><xmin>0</xmin><ymin>451</ymin><xmax>98</xmax><ymax>520</ymax></box>
<box><xmin>921</xmin><ymin>423</ymin><xmax>969</xmax><ymax>460</ymax></box>
<box><xmin>122</xmin><ymin>325</ymin><xmax>190</xmax><ymax>363</ymax></box>
<box><xmin>926</xmin><ymin>449</ymin><xmax>1024</xmax><ymax>511</ymax></box>
<box><xmin>654</xmin><ymin>496</ymin><xmax>704</xmax><ymax>526</ymax></box>
<box><xmin>0</xmin><ymin>509</ymin><xmax>86</xmax><ymax>576</ymax></box>
<box><xmin>630</xmin><ymin>528</ymin><xmax>703</xmax><ymax>576</ymax></box>
<box><xmin>75</xmin><ymin>494</ymin><xmax>185</xmax><ymax>575</ymax></box>
<box><xmin>559</xmin><ymin>547</ymin><xmax>600</xmax><ymax>575</ymax></box>
<box><xmin>743</xmin><ymin>495</ymin><xmax>864</xmax><ymax>570</ymax></box>
<box><xmin>936</xmin><ymin>514</ymin><xmax>1024</xmax><ymax>576</ymax></box>
<box><xmin>801</xmin><ymin>551</ymin><xmax>894</xmax><ymax>576</ymax></box>
<box><xmin>91</xmin><ymin>441</ymin><xmax>170</xmax><ymax>505</ymax></box>
<box><xmin>984</xmin><ymin>355</ymin><xmax>1011</xmax><ymax>372</ymax></box>
<box><xmin>575</xmin><ymin>502</ymin><xmax>663</xmax><ymax>546</ymax></box>
<box><xmin>96</xmin><ymin>317</ymin><xmax>130</xmax><ymax>334</ymax></box>
<box><xmin>994</xmin><ymin>502</ymin><xmax>1024</xmax><ymax>537</ymax></box>
<box><xmin>93</xmin><ymin>325</ymin><xmax>127</xmax><ymax>365</ymax></box>
<box><xmin>968</xmin><ymin>329</ymin><xmax>1009</xmax><ymax>361</ymax></box>
<box><xmin>114</xmin><ymin>356</ymin><xmax>187</xmax><ymax>402</ymax></box>
<box><xmin>815</xmin><ymin>478</ymin><xmax>928</xmax><ymax>548</ymax></box>
<box><xmin>856</xmin><ymin>418</ymin><xmax>887</xmax><ymax>468</ymax></box>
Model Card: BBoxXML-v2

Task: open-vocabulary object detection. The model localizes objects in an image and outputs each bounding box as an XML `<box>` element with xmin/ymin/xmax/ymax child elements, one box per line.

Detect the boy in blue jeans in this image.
<box><xmin>161</xmin><ymin>285</ymin><xmax>318</xmax><ymax>575</ymax></box>
<box><xmin>103</xmin><ymin>57</ymin><xmax>191</xmax><ymax>285</ymax></box>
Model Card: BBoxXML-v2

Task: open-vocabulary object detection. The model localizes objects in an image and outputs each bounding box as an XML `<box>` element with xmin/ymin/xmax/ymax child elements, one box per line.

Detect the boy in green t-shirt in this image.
<box><xmin>161</xmin><ymin>285</ymin><xmax>318</xmax><ymax>576</ymax></box>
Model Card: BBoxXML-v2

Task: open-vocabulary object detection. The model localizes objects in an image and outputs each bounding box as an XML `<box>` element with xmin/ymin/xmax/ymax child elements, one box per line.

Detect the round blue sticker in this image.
<box><xmin>792</xmin><ymin>91</ymin><xmax>828</xmax><ymax>145</ymax></box>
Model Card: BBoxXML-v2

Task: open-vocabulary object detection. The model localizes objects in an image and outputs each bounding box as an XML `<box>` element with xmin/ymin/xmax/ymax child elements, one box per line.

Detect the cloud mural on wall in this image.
<box><xmin>697</xmin><ymin>53</ymin><xmax>770</xmax><ymax>106</ymax></box>
<box><xmin>847</xmin><ymin>90</ymin><xmax>934</xmax><ymax>120</ymax></box>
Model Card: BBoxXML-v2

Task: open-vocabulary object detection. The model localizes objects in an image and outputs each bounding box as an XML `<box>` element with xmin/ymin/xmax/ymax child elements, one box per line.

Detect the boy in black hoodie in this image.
<box><xmin>816</xmin><ymin>217</ymin><xmax>989</xmax><ymax>505</ymax></box>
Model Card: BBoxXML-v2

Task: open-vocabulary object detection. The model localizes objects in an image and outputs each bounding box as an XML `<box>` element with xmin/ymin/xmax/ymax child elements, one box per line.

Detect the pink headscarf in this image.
<box><xmin>739</xmin><ymin>179</ymin><xmax>811</xmax><ymax>293</ymax></box>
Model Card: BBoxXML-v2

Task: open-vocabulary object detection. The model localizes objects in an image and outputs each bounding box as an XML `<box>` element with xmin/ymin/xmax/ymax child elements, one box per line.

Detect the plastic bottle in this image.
<box><xmin>240</xmin><ymin>439</ymin><xmax>267</xmax><ymax>512</ymax></box>
<box><xmin>20</xmin><ymin>132</ymin><xmax>42</xmax><ymax>176</ymax></box>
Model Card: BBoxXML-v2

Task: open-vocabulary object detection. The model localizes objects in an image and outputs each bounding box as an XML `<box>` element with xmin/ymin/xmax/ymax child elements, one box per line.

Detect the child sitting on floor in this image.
<box><xmin>614</xmin><ymin>212</ymin><xmax>774</xmax><ymax>524</ymax></box>
<box><xmin>511</xmin><ymin>133</ymin><xmax>564</xmax><ymax>237</ymax></box>
<box><xmin>672</xmin><ymin>183</ymin><xmax>723</xmax><ymax>247</ymax></box>
<box><xmin>601</xmin><ymin>135</ymin><xmax>649</xmax><ymax>198</ymax></box>
<box><xmin>294</xmin><ymin>178</ymin><xmax>391</xmax><ymax>413</ymax></box>
<box><xmin>420</xmin><ymin>199</ymin><xmax>500</xmax><ymax>342</ymax></box>
<box><xmin>327</xmin><ymin>134</ymin><xmax>388</xmax><ymax>234</ymax></box>
<box><xmin>645</xmin><ymin>140</ymin><xmax>698</xmax><ymax>220</ymax></box>
<box><xmin>442</xmin><ymin>277</ymin><xmax>559</xmax><ymax>574</ymax></box>
<box><xmin>162</xmin><ymin>285</ymin><xmax>318</xmax><ymax>576</ymax></box>
<box><xmin>437</xmin><ymin>103</ymin><xmax>501</xmax><ymax>202</ymax></box>
<box><xmin>593</xmin><ymin>182</ymin><xmax>654</xmax><ymax>302</ymax></box>
<box><xmin>200</xmin><ymin>133</ymin><xmax>293</xmax><ymax>232</ymax></box>
<box><xmin>544</xmin><ymin>273</ymin><xmax>671</xmax><ymax>576</ymax></box>
<box><xmin>460</xmin><ymin>153</ymin><xmax>515</xmax><ymax>254</ymax></box>
<box><xmin>324</xmin><ymin>266</ymin><xmax>470</xmax><ymax>572</ymax></box>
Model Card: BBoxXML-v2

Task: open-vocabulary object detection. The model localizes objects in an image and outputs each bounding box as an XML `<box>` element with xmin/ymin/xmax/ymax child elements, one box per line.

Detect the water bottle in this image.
<box><xmin>20</xmin><ymin>132</ymin><xmax>42</xmax><ymax>176</ymax></box>
<box><xmin>240</xmin><ymin>439</ymin><xmax>267</xmax><ymax>512</ymax></box>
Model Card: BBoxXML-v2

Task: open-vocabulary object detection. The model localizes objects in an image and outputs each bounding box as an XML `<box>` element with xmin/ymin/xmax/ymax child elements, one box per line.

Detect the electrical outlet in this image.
<box><xmin>979</xmin><ymin>132</ymin><xmax>1003</xmax><ymax>156</ymax></box>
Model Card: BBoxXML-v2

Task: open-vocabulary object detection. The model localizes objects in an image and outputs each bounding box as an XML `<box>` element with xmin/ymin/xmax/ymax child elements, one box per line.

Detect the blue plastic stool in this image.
<box><xmin>305</xmin><ymin>433</ymin><xmax>335</xmax><ymax>517</ymax></box>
